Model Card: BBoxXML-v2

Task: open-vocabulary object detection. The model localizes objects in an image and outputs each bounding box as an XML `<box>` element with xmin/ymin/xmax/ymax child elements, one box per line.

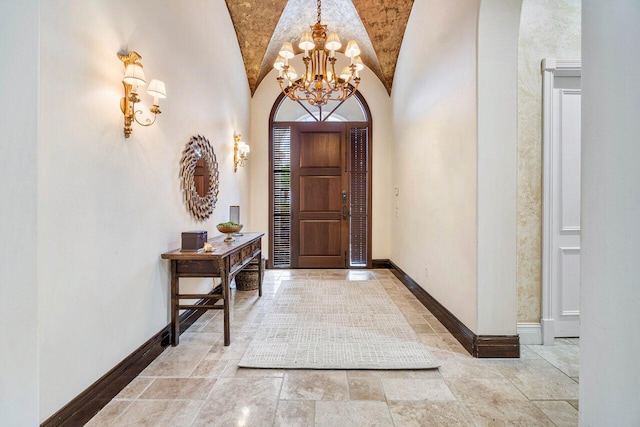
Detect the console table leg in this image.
<box><xmin>170</xmin><ymin>261</ymin><xmax>179</xmax><ymax>346</ymax></box>
<box><xmin>220</xmin><ymin>258</ymin><xmax>231</xmax><ymax>346</ymax></box>
<box><xmin>258</xmin><ymin>253</ymin><xmax>263</xmax><ymax>297</ymax></box>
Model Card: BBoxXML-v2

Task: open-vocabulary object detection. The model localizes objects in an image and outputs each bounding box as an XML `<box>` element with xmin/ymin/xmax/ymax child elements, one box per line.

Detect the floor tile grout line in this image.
<box><xmin>187</xmin><ymin>399</ymin><xmax>206</xmax><ymax>427</ymax></box>
<box><xmin>270</xmin><ymin>374</ymin><xmax>287</xmax><ymax>426</ymax></box>
<box><xmin>100</xmin><ymin>399</ymin><xmax>134</xmax><ymax>427</ymax></box>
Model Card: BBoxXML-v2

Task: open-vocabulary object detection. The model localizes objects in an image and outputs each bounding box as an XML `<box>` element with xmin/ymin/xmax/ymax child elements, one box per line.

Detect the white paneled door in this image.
<box><xmin>549</xmin><ymin>87</ymin><xmax>582</xmax><ymax>338</ymax></box>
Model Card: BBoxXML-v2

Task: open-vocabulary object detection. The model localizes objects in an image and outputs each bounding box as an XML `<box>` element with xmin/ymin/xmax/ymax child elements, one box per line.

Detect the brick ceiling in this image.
<box><xmin>224</xmin><ymin>0</ymin><xmax>414</xmax><ymax>95</ymax></box>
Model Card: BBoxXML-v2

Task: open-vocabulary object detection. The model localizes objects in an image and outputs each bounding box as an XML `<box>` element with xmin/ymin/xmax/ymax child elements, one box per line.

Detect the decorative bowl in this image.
<box><xmin>217</xmin><ymin>223</ymin><xmax>243</xmax><ymax>242</ymax></box>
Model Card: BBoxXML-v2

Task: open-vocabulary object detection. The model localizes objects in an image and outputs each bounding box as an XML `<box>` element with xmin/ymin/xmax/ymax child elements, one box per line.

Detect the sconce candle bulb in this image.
<box><xmin>118</xmin><ymin>51</ymin><xmax>167</xmax><ymax>138</ymax></box>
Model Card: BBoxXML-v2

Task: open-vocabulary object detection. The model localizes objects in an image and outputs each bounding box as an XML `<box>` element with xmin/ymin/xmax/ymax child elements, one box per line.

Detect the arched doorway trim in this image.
<box><xmin>268</xmin><ymin>91</ymin><xmax>372</xmax><ymax>268</ymax></box>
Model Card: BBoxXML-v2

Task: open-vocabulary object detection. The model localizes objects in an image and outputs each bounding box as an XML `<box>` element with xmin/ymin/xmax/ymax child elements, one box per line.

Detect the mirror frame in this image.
<box><xmin>180</xmin><ymin>135</ymin><xmax>220</xmax><ymax>221</ymax></box>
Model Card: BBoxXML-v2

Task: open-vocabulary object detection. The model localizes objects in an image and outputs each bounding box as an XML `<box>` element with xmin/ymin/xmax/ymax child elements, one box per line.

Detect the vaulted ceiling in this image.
<box><xmin>224</xmin><ymin>0</ymin><xmax>415</xmax><ymax>96</ymax></box>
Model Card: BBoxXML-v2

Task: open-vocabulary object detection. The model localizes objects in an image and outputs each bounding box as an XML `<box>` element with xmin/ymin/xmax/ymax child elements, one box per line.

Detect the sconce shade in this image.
<box><xmin>147</xmin><ymin>79</ymin><xmax>167</xmax><ymax>99</ymax></box>
<box><xmin>345</xmin><ymin>40</ymin><xmax>361</xmax><ymax>59</ymax></box>
<box><xmin>123</xmin><ymin>63</ymin><xmax>146</xmax><ymax>86</ymax></box>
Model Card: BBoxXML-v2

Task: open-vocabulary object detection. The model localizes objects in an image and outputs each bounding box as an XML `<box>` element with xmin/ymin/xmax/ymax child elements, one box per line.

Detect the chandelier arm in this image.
<box><xmin>284</xmin><ymin>70</ymin><xmax>294</xmax><ymax>84</ymax></box>
<box><xmin>283</xmin><ymin>77</ymin><xmax>319</xmax><ymax>107</ymax></box>
<box><xmin>348</xmin><ymin>63</ymin><xmax>356</xmax><ymax>82</ymax></box>
<box><xmin>283</xmin><ymin>65</ymin><xmax>297</xmax><ymax>86</ymax></box>
<box><xmin>277</xmin><ymin>77</ymin><xmax>288</xmax><ymax>94</ymax></box>
<box><xmin>313</xmin><ymin>49</ymin><xmax>320</xmax><ymax>84</ymax></box>
<box><xmin>318</xmin><ymin>83</ymin><xmax>326</xmax><ymax>104</ymax></box>
<box><xmin>322</xmin><ymin>51</ymin><xmax>329</xmax><ymax>85</ymax></box>
<box><xmin>303</xmin><ymin>57</ymin><xmax>311</xmax><ymax>88</ymax></box>
<box><xmin>329</xmin><ymin>57</ymin><xmax>338</xmax><ymax>88</ymax></box>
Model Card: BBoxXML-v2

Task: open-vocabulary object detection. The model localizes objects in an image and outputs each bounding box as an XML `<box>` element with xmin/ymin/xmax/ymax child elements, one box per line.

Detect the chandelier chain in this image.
<box><xmin>317</xmin><ymin>0</ymin><xmax>322</xmax><ymax>23</ymax></box>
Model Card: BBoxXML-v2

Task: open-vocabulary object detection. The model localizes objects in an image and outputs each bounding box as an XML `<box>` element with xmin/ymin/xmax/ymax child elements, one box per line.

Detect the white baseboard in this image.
<box><xmin>541</xmin><ymin>318</ymin><xmax>555</xmax><ymax>345</ymax></box>
<box><xmin>517</xmin><ymin>322</ymin><xmax>542</xmax><ymax>345</ymax></box>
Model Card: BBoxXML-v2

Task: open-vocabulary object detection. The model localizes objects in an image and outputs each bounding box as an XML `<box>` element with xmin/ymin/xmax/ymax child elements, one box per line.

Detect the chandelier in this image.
<box><xmin>274</xmin><ymin>0</ymin><xmax>363</xmax><ymax>107</ymax></box>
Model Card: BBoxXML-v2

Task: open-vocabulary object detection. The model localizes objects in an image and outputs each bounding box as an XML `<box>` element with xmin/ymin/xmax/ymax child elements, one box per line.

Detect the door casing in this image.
<box><xmin>268</xmin><ymin>93</ymin><xmax>373</xmax><ymax>269</ymax></box>
<box><xmin>541</xmin><ymin>58</ymin><xmax>582</xmax><ymax>344</ymax></box>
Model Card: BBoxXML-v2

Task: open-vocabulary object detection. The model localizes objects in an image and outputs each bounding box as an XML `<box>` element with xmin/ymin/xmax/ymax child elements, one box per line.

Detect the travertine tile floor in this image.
<box><xmin>87</xmin><ymin>269</ymin><xmax>579</xmax><ymax>426</ymax></box>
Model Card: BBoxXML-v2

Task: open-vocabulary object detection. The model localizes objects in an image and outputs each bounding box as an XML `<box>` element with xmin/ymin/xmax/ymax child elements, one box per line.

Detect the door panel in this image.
<box><xmin>300</xmin><ymin>220</ymin><xmax>342</xmax><ymax>255</ymax></box>
<box><xmin>300</xmin><ymin>176</ymin><xmax>342</xmax><ymax>213</ymax></box>
<box><xmin>300</xmin><ymin>134</ymin><xmax>342</xmax><ymax>167</ymax></box>
<box><xmin>291</xmin><ymin>125</ymin><xmax>347</xmax><ymax>268</ymax></box>
<box><xmin>551</xmin><ymin>88</ymin><xmax>581</xmax><ymax>337</ymax></box>
<box><xmin>299</xmin><ymin>219</ymin><xmax>344</xmax><ymax>267</ymax></box>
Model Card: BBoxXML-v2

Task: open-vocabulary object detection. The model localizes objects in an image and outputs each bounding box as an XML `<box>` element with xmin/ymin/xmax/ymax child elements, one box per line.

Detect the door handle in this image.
<box><xmin>342</xmin><ymin>191</ymin><xmax>347</xmax><ymax>219</ymax></box>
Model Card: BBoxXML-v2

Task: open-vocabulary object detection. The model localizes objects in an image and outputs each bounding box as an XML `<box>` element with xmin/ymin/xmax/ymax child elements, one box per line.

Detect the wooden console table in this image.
<box><xmin>161</xmin><ymin>232</ymin><xmax>264</xmax><ymax>346</ymax></box>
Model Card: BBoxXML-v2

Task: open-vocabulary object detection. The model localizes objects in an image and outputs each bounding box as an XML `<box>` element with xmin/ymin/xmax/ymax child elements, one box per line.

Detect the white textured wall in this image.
<box><xmin>37</xmin><ymin>0</ymin><xmax>250</xmax><ymax>420</ymax></box>
<box><xmin>0</xmin><ymin>1</ymin><xmax>40</xmax><ymax>424</ymax></box>
<box><xmin>581</xmin><ymin>1</ymin><xmax>640</xmax><ymax>424</ymax></box>
<box><xmin>250</xmin><ymin>61</ymin><xmax>393</xmax><ymax>262</ymax></box>
<box><xmin>363</xmin><ymin>67</ymin><xmax>394</xmax><ymax>261</ymax></box>
<box><xmin>476</xmin><ymin>0</ymin><xmax>521</xmax><ymax>334</ymax></box>
<box><xmin>516</xmin><ymin>0</ymin><xmax>581</xmax><ymax>324</ymax></box>
<box><xmin>391</xmin><ymin>0</ymin><xmax>479</xmax><ymax>332</ymax></box>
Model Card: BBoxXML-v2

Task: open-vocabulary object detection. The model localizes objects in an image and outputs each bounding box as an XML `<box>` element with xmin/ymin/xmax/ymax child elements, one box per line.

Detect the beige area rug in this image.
<box><xmin>238</xmin><ymin>279</ymin><xmax>440</xmax><ymax>370</ymax></box>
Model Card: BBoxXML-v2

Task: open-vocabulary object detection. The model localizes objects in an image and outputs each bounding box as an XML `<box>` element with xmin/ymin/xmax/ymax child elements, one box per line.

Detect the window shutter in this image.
<box><xmin>272</xmin><ymin>126</ymin><xmax>292</xmax><ymax>267</ymax></box>
<box><xmin>349</xmin><ymin>126</ymin><xmax>368</xmax><ymax>267</ymax></box>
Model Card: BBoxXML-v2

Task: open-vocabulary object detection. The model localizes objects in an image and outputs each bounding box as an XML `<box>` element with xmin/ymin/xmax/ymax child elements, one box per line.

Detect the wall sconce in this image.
<box><xmin>234</xmin><ymin>134</ymin><xmax>250</xmax><ymax>172</ymax></box>
<box><xmin>118</xmin><ymin>51</ymin><xmax>167</xmax><ymax>138</ymax></box>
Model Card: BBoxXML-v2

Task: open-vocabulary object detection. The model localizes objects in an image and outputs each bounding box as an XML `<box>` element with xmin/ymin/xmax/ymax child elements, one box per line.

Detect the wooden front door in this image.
<box><xmin>291</xmin><ymin>123</ymin><xmax>347</xmax><ymax>268</ymax></box>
